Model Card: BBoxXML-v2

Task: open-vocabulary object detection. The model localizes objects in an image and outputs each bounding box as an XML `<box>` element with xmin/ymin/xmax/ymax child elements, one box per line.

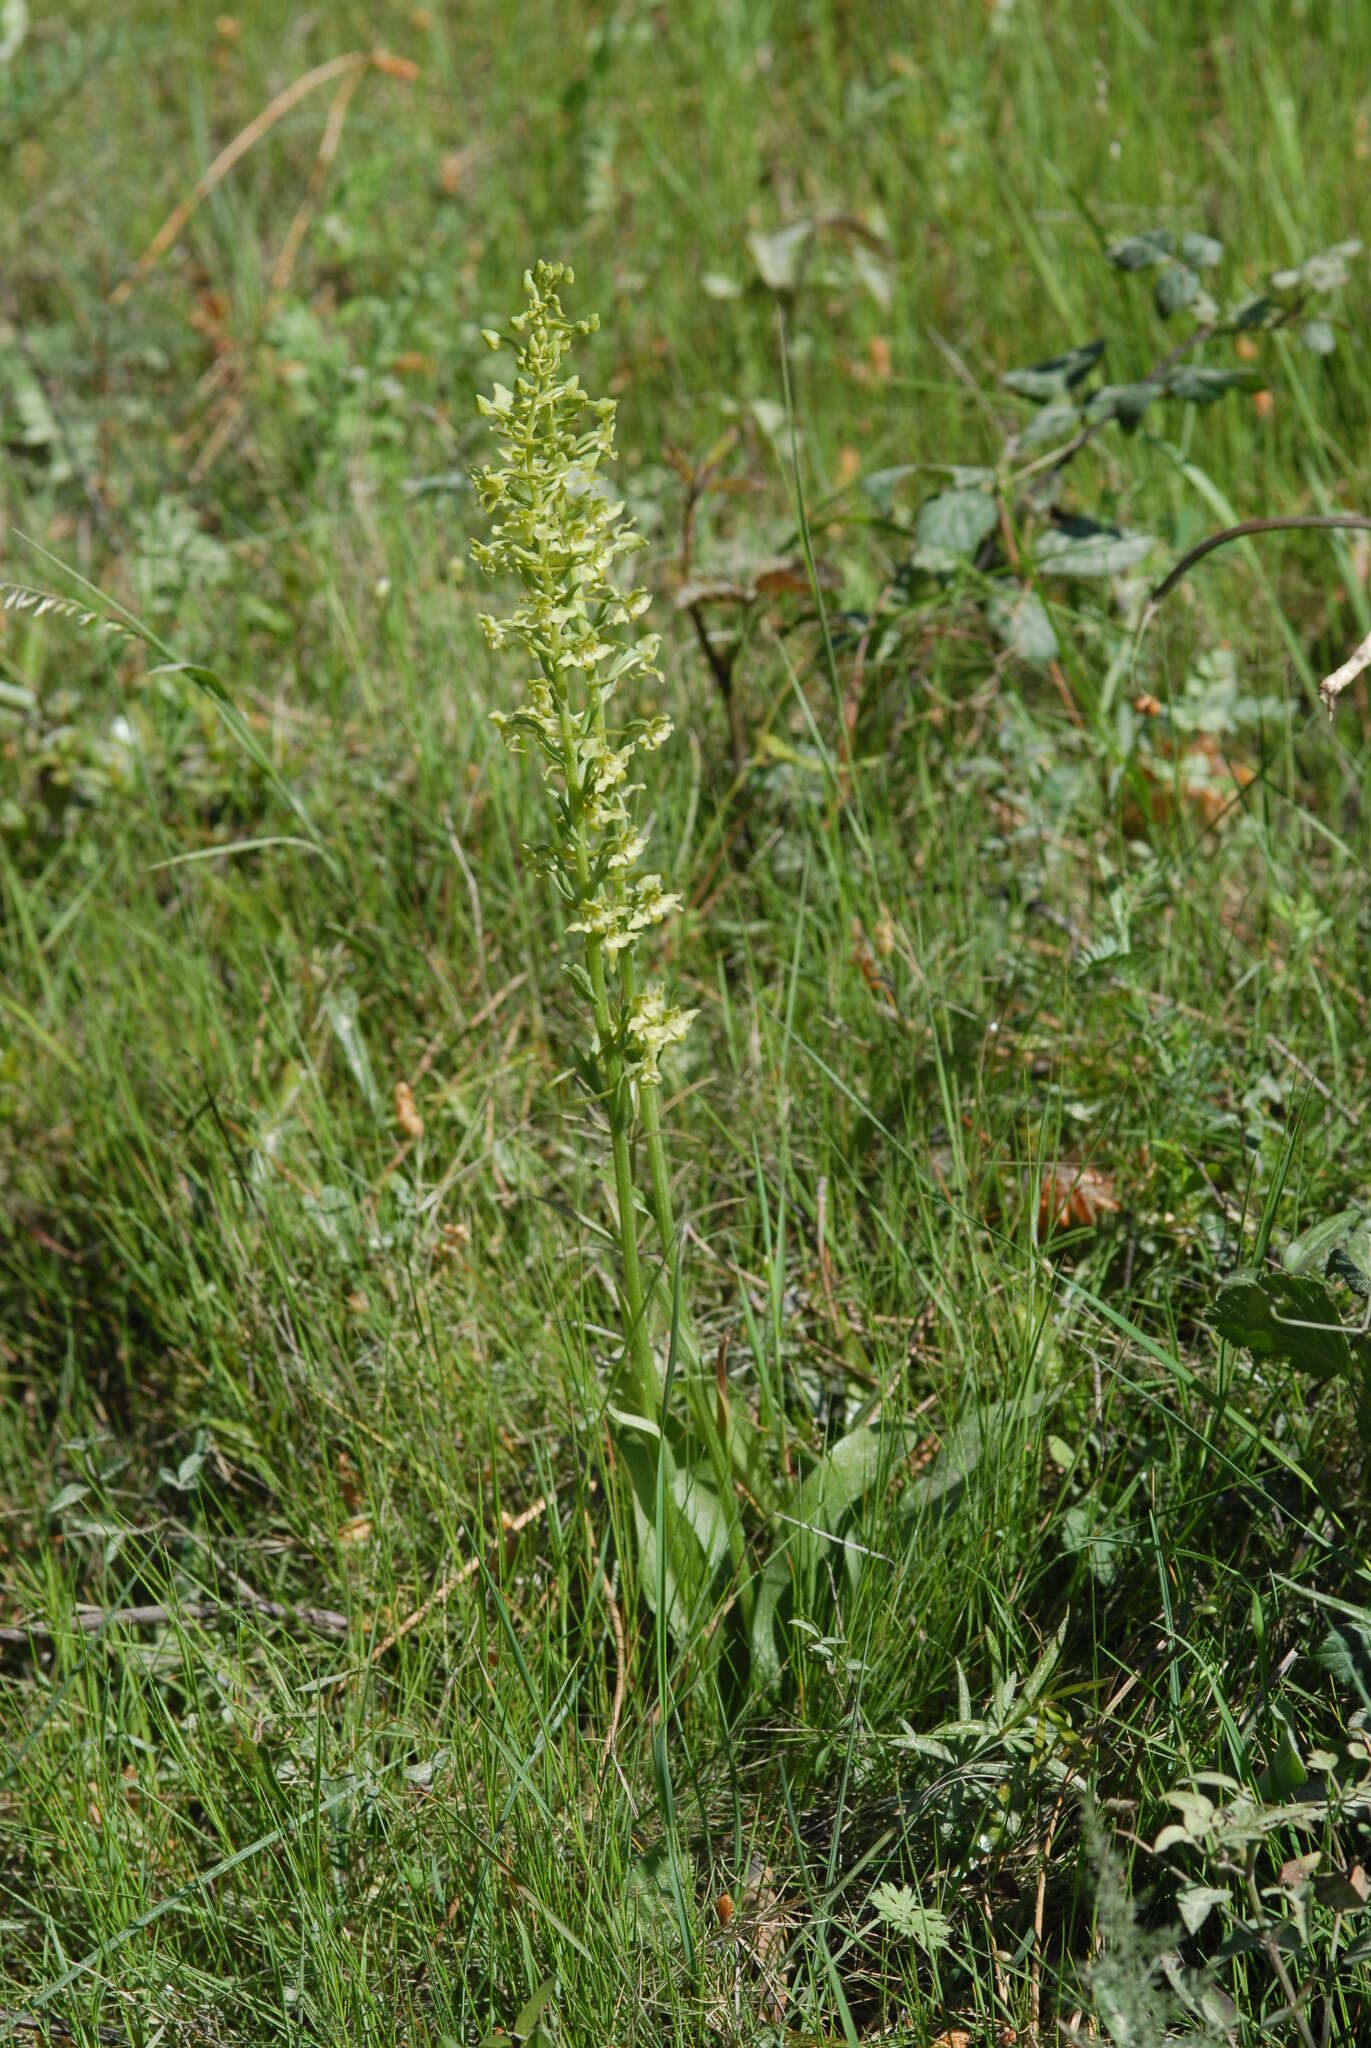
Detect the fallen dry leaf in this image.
<box><xmin>1039</xmin><ymin>1162</ymin><xmax>1120</xmax><ymax>1233</ymax></box>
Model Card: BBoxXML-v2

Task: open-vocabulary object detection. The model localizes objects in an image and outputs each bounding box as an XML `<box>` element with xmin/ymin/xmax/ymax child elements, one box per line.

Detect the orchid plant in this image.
<box><xmin>472</xmin><ymin>263</ymin><xmax>745</xmax><ymax>1618</ymax></box>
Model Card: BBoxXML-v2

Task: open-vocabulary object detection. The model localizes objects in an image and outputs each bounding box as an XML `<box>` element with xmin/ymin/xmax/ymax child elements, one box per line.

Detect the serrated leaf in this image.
<box><xmin>1107</xmin><ymin>229</ymin><xmax>1175</xmax><ymax>271</ymax></box>
<box><xmin>1180</xmin><ymin>230</ymin><xmax>1225</xmax><ymax>270</ymax></box>
<box><xmin>986</xmin><ymin>584</ymin><xmax>1058</xmax><ymax>665</ymax></box>
<box><xmin>1301</xmin><ymin>317</ymin><xmax>1337</xmax><ymax>355</ymax></box>
<box><xmin>1212</xmin><ymin>1269</ymin><xmax>1359</xmax><ymax>1379</ymax></box>
<box><xmin>1314</xmin><ymin>1619</ymin><xmax>1371</xmax><ymax>1690</ymax></box>
<box><xmin>1034</xmin><ymin>525</ymin><xmax>1155</xmax><ymax>578</ymax></box>
<box><xmin>1155</xmin><ymin>262</ymin><xmax>1201</xmax><ymax>318</ymax></box>
<box><xmin>747</xmin><ymin>221</ymin><xmax>814</xmax><ymax>292</ymax></box>
<box><xmin>1177</xmin><ymin>1883</ymin><xmax>1229</xmax><ymax>1934</ymax></box>
<box><xmin>1164</xmin><ymin>363</ymin><xmax>1257</xmax><ymax>405</ymax></box>
<box><xmin>869</xmin><ymin>1883</ymin><xmax>952</xmax><ymax>1954</ymax></box>
<box><xmin>914</xmin><ymin>488</ymin><xmax>998</xmax><ymax>560</ymax></box>
<box><xmin>1001</xmin><ymin>339</ymin><xmax>1104</xmax><ymax>402</ymax></box>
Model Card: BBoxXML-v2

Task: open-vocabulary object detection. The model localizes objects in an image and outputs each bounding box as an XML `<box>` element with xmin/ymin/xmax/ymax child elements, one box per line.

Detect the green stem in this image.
<box><xmin>619</xmin><ymin>951</ymin><xmax>751</xmax><ymax>1617</ymax></box>
<box><xmin>557</xmin><ymin>715</ymin><xmax>660</xmax><ymax>1426</ymax></box>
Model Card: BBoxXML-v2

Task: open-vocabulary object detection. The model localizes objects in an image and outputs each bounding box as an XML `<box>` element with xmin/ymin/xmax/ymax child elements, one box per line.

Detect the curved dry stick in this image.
<box><xmin>1147</xmin><ymin>513</ymin><xmax>1371</xmax><ymax>608</ymax></box>
<box><xmin>1145</xmin><ymin>512</ymin><xmax>1371</xmax><ymax>715</ymax></box>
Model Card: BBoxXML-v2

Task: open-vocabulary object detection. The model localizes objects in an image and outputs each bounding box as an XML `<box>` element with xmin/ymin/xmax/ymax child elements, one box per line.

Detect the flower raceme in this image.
<box><xmin>472</xmin><ymin>261</ymin><xmax>694</xmax><ymax>1087</ymax></box>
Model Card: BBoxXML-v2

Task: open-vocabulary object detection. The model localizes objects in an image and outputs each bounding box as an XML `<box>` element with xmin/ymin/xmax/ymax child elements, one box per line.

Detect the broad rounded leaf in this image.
<box><xmin>1211</xmin><ymin>1269</ymin><xmax>1357</xmax><ymax>1379</ymax></box>
<box><xmin>1180</xmin><ymin>231</ymin><xmax>1225</xmax><ymax>270</ymax></box>
<box><xmin>1015</xmin><ymin>400</ymin><xmax>1081</xmax><ymax>451</ymax></box>
<box><xmin>986</xmin><ymin>584</ymin><xmax>1058</xmax><ymax>664</ymax></box>
<box><xmin>1155</xmin><ymin>262</ymin><xmax>1201</xmax><ymax>318</ymax></box>
<box><xmin>913</xmin><ymin>488</ymin><xmax>998</xmax><ymax>560</ymax></box>
<box><xmin>1177</xmin><ymin>1884</ymin><xmax>1229</xmax><ymax>1934</ymax></box>
<box><xmin>1034</xmin><ymin>525</ymin><xmax>1155</xmax><ymax>578</ymax></box>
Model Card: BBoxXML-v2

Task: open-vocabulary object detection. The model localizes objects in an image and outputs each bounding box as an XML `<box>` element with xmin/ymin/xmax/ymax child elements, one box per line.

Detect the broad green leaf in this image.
<box><xmin>1033</xmin><ymin>525</ymin><xmax>1155</xmax><ymax>578</ymax></box>
<box><xmin>1228</xmin><ymin>292</ymin><xmax>1272</xmax><ymax>328</ymax></box>
<box><xmin>1212</xmin><ymin>1269</ymin><xmax>1359</xmax><ymax>1380</ymax></box>
<box><xmin>1256</xmin><ymin>1722</ymin><xmax>1307</xmax><ymax>1804</ymax></box>
<box><xmin>1015</xmin><ymin>399</ymin><xmax>1081</xmax><ymax>451</ymax></box>
<box><xmin>1164</xmin><ymin>364</ymin><xmax>1257</xmax><ymax>405</ymax></box>
<box><xmin>1283</xmin><ymin>1208</ymin><xmax>1371</xmax><ymax>1288</ymax></box>
<box><xmin>1107</xmin><ymin>229</ymin><xmax>1175</xmax><ymax>271</ymax></box>
<box><xmin>618</xmin><ymin>1431</ymin><xmax>726</xmax><ymax>1634</ymax></box>
<box><xmin>750</xmin><ymin>1424</ymin><xmax>894</xmax><ymax>1692</ymax></box>
<box><xmin>1177</xmin><ymin>1884</ymin><xmax>1229</xmax><ymax>1934</ymax></box>
<box><xmin>513</xmin><ymin>1980</ymin><xmax>555</xmax><ymax>2038</ymax></box>
<box><xmin>1061</xmin><ymin>1503</ymin><xmax>1125</xmax><ymax>1587</ymax></box>
<box><xmin>1315</xmin><ymin>1620</ymin><xmax>1371</xmax><ymax>1690</ymax></box>
<box><xmin>902</xmin><ymin>1391</ymin><xmax>1046</xmax><ymax>1517</ymax></box>
<box><xmin>1180</xmin><ymin>231</ymin><xmax>1225</xmax><ymax>270</ymax></box>
<box><xmin>1155</xmin><ymin>262</ymin><xmax>1201</xmax><ymax>318</ymax></box>
<box><xmin>1001</xmin><ymin>339</ymin><xmax>1104</xmax><ymax>402</ymax></box>
<box><xmin>986</xmin><ymin>584</ymin><xmax>1058</xmax><ymax>664</ymax></box>
<box><xmin>913</xmin><ymin>488</ymin><xmax>998</xmax><ymax>562</ymax></box>
<box><xmin>1086</xmin><ymin>380</ymin><xmax>1162</xmax><ymax>431</ymax></box>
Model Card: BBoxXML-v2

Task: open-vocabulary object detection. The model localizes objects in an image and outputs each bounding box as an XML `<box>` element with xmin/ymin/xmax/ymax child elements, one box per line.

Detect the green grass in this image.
<box><xmin>3</xmin><ymin>2</ymin><xmax>1371</xmax><ymax>2041</ymax></box>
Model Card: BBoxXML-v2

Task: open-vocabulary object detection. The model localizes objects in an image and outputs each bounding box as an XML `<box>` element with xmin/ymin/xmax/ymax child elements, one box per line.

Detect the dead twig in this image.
<box><xmin>1146</xmin><ymin>512</ymin><xmax>1371</xmax><ymax>611</ymax></box>
<box><xmin>0</xmin><ymin>1576</ymin><xmax>350</xmax><ymax>1647</ymax></box>
<box><xmin>355</xmin><ymin>1493</ymin><xmax>552</xmax><ymax>1674</ymax></box>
